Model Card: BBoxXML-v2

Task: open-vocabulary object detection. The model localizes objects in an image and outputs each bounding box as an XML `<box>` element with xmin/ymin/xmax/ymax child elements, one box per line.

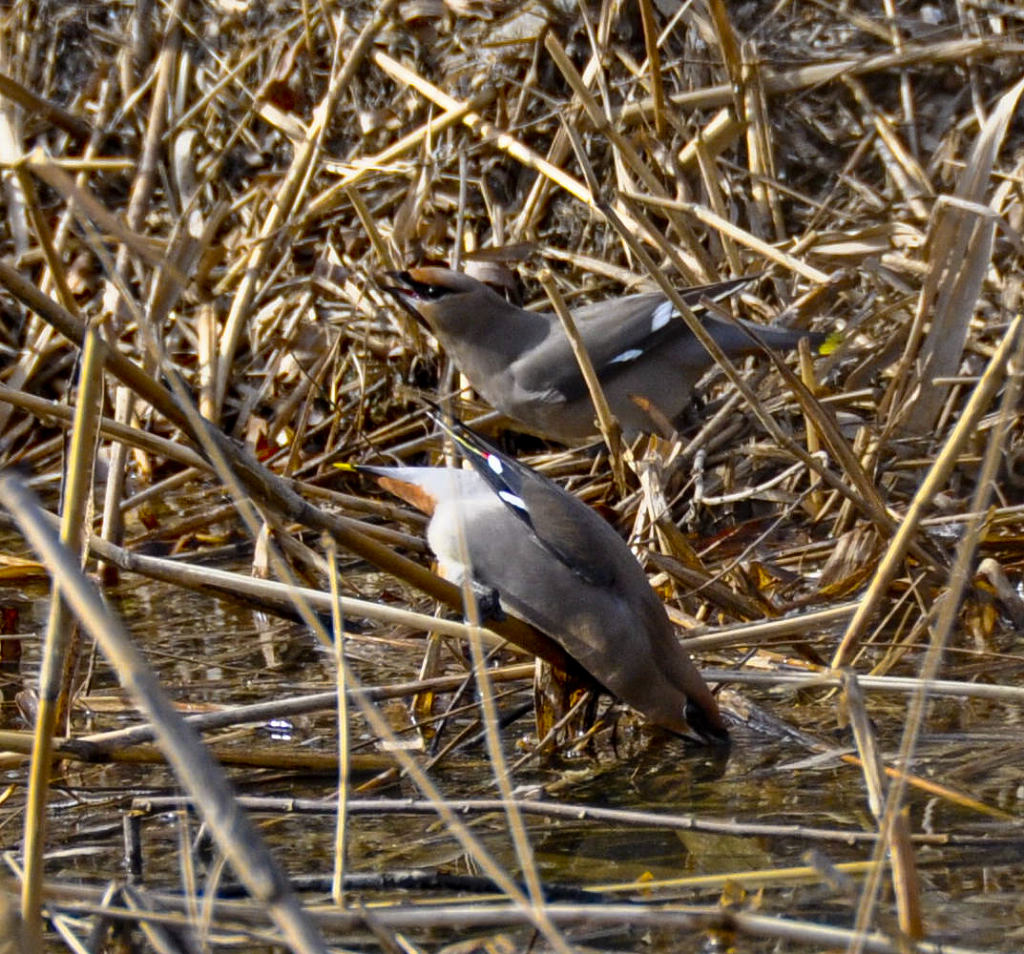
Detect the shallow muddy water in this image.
<box><xmin>2</xmin><ymin>552</ymin><xmax>1023</xmax><ymax>952</ymax></box>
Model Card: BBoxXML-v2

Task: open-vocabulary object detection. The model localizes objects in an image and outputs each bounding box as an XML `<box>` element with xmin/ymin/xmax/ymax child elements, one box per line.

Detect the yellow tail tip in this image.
<box><xmin>818</xmin><ymin>331</ymin><xmax>842</xmax><ymax>356</ymax></box>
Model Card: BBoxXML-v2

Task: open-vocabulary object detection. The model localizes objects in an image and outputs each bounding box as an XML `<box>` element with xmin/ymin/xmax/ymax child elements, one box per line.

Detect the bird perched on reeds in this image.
<box><xmin>382</xmin><ymin>267</ymin><xmax>831</xmax><ymax>441</ymax></box>
<box><xmin>346</xmin><ymin>413</ymin><xmax>728</xmax><ymax>744</ymax></box>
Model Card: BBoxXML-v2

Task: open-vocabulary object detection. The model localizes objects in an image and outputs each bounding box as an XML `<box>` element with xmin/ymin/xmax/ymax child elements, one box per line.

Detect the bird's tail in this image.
<box><xmin>715</xmin><ymin>319</ymin><xmax>839</xmax><ymax>357</ymax></box>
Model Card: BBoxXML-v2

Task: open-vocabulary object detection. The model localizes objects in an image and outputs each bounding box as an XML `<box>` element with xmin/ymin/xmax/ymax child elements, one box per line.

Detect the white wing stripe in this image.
<box><xmin>650</xmin><ymin>300</ymin><xmax>676</xmax><ymax>332</ymax></box>
<box><xmin>609</xmin><ymin>348</ymin><xmax>644</xmax><ymax>364</ymax></box>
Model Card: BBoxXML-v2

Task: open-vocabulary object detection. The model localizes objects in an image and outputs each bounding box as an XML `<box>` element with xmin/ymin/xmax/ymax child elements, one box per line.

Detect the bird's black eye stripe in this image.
<box><xmin>403</xmin><ymin>275</ymin><xmax>454</xmax><ymax>301</ymax></box>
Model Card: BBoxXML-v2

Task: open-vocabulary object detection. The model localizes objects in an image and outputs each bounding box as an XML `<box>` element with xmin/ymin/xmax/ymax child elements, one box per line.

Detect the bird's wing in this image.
<box><xmin>427</xmin><ymin>411</ymin><xmax>621</xmax><ymax>588</ymax></box>
<box><xmin>517</xmin><ymin>277</ymin><xmax>757</xmax><ymax>403</ymax></box>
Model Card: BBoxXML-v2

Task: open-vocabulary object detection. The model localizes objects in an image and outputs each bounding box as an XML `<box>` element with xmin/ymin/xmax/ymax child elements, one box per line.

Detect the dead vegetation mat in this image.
<box><xmin>1</xmin><ymin>1</ymin><xmax>1024</xmax><ymax>952</ymax></box>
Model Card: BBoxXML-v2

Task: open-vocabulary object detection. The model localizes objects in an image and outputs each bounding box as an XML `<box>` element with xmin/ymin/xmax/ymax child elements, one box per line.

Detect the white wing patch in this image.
<box><xmin>486</xmin><ymin>453</ymin><xmax>503</xmax><ymax>475</ymax></box>
<box><xmin>609</xmin><ymin>347</ymin><xmax>644</xmax><ymax>364</ymax></box>
<box><xmin>650</xmin><ymin>300</ymin><xmax>677</xmax><ymax>332</ymax></box>
<box><xmin>498</xmin><ymin>489</ymin><xmax>527</xmax><ymax>512</ymax></box>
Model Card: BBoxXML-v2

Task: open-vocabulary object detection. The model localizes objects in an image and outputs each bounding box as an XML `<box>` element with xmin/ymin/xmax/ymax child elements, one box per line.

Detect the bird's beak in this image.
<box><xmin>378</xmin><ymin>270</ymin><xmax>428</xmax><ymax>323</ymax></box>
<box><xmin>684</xmin><ymin>701</ymin><xmax>731</xmax><ymax>746</ymax></box>
<box><xmin>378</xmin><ymin>270</ymin><xmax>414</xmax><ymax>299</ymax></box>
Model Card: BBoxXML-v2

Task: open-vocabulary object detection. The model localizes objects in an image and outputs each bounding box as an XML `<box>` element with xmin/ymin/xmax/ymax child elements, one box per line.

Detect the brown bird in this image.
<box><xmin>382</xmin><ymin>267</ymin><xmax>827</xmax><ymax>440</ymax></box>
<box><xmin>349</xmin><ymin>413</ymin><xmax>727</xmax><ymax>744</ymax></box>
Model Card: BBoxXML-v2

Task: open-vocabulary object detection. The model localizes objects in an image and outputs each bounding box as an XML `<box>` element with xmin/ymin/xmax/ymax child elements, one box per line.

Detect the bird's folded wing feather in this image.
<box><xmin>517</xmin><ymin>276</ymin><xmax>776</xmax><ymax>404</ymax></box>
<box><xmin>442</xmin><ymin>422</ymin><xmax>621</xmax><ymax>588</ymax></box>
<box><xmin>516</xmin><ymin>292</ymin><xmax>700</xmax><ymax>403</ymax></box>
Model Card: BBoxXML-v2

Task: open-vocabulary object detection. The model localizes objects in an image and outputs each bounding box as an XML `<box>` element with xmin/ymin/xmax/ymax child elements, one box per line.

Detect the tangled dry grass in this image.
<box><xmin>1</xmin><ymin>0</ymin><xmax>1024</xmax><ymax>951</ymax></box>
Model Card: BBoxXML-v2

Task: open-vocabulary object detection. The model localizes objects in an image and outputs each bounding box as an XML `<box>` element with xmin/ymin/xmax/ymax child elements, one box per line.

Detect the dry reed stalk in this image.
<box><xmin>0</xmin><ymin>473</ymin><xmax>330</xmax><ymax>954</ymax></box>
<box><xmin>136</xmin><ymin>791</ymin><xmax>1018</xmax><ymax>847</ymax></box>
<box><xmin>832</xmin><ymin>315</ymin><xmax>1022</xmax><ymax>668</ymax></box>
<box><xmin>0</xmin><ymin>385</ymin><xmax>206</xmax><ymax>468</ymax></box>
<box><xmin>84</xmin><ymin>532</ymin><xmax>515</xmax><ymax>647</ymax></box>
<box><xmin>215</xmin><ymin>0</ymin><xmax>402</xmax><ymax>421</ymax></box>
<box><xmin>537</xmin><ymin>267</ymin><xmax>625</xmax><ymax>488</ymax></box>
<box><xmin>0</xmin><ymin>728</ymin><xmax>395</xmax><ymax>775</ymax></box>
<box><xmin>623</xmin><ymin>190</ymin><xmax>831</xmax><ymax>283</ymax></box>
<box><xmin>18</xmin><ymin>325</ymin><xmax>102</xmax><ymax>951</ymax></box>
<box><xmin>3</xmin><ymin>1</ymin><xmax>1024</xmax><ymax>947</ymax></box>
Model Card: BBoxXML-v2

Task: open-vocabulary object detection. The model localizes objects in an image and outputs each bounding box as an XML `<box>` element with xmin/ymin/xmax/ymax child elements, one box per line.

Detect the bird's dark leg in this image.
<box><xmin>673</xmin><ymin>391</ymin><xmax>706</xmax><ymax>433</ymax></box>
<box><xmin>466</xmin><ymin>581</ymin><xmax>505</xmax><ymax>622</ymax></box>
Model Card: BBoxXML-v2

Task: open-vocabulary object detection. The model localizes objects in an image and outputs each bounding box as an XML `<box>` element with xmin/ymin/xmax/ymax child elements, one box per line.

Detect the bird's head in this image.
<box><xmin>380</xmin><ymin>266</ymin><xmax>516</xmax><ymax>337</ymax></box>
<box><xmin>379</xmin><ymin>267</ymin><xmax>489</xmax><ymax>330</ymax></box>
